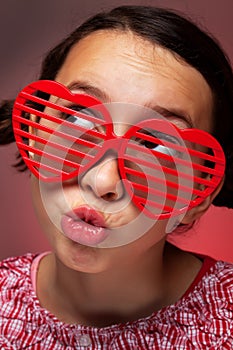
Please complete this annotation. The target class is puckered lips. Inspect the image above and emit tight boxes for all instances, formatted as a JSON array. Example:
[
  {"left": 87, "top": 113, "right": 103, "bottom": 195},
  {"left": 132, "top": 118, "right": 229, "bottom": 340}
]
[{"left": 61, "top": 205, "right": 109, "bottom": 246}]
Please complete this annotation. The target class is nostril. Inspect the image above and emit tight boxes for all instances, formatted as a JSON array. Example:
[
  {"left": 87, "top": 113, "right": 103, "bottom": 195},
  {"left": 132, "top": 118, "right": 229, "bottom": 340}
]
[
  {"left": 81, "top": 183, "right": 120, "bottom": 201},
  {"left": 101, "top": 192, "right": 119, "bottom": 201}
]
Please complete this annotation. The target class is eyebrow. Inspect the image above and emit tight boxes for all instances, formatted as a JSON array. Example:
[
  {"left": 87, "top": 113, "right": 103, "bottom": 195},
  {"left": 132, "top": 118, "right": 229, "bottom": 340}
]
[
  {"left": 65, "top": 80, "right": 193, "bottom": 127},
  {"left": 67, "top": 80, "right": 110, "bottom": 102},
  {"left": 146, "top": 105, "right": 194, "bottom": 128}
]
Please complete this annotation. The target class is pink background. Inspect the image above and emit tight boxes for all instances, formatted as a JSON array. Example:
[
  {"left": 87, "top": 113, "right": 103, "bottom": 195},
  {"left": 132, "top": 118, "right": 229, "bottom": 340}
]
[{"left": 0, "top": 0, "right": 233, "bottom": 261}]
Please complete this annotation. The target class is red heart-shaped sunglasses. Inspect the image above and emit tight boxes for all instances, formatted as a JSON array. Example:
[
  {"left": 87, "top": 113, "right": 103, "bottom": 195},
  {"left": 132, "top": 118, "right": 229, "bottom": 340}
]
[{"left": 12, "top": 80, "right": 225, "bottom": 219}]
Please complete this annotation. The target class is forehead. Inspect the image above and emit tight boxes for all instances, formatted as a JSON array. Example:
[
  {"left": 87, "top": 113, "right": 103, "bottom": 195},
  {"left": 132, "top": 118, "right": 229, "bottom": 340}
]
[{"left": 56, "top": 30, "right": 213, "bottom": 131}]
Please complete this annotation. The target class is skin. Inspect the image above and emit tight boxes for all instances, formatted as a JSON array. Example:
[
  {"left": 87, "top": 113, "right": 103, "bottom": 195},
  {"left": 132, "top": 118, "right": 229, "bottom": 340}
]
[{"left": 31, "top": 30, "right": 220, "bottom": 327}]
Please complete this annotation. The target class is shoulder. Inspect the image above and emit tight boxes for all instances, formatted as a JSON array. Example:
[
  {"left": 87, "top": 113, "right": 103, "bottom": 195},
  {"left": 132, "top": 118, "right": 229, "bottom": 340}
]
[
  {"left": 0, "top": 253, "right": 38, "bottom": 308},
  {"left": 0, "top": 253, "right": 35, "bottom": 272},
  {"left": 214, "top": 259, "right": 233, "bottom": 282},
  {"left": 200, "top": 259, "right": 233, "bottom": 299},
  {"left": 197, "top": 259, "right": 233, "bottom": 323},
  {"left": 192, "top": 259, "right": 233, "bottom": 321},
  {"left": 140, "top": 259, "right": 233, "bottom": 349},
  {"left": 0, "top": 254, "right": 37, "bottom": 309},
  {"left": 0, "top": 253, "right": 35, "bottom": 288},
  {"left": 185, "top": 258, "right": 233, "bottom": 318},
  {"left": 171, "top": 259, "right": 233, "bottom": 348},
  {"left": 0, "top": 253, "right": 50, "bottom": 348}
]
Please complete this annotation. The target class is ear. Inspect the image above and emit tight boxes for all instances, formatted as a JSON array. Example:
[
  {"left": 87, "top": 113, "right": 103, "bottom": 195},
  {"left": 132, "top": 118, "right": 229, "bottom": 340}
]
[{"left": 180, "top": 176, "right": 225, "bottom": 224}]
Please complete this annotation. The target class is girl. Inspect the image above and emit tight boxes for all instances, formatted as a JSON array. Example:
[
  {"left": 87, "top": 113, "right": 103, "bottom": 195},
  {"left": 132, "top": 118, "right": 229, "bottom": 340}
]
[{"left": 0, "top": 5, "right": 233, "bottom": 349}]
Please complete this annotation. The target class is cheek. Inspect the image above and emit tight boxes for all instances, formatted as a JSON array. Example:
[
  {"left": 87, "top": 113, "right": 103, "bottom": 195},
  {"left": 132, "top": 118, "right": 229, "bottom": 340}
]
[
  {"left": 30, "top": 176, "right": 87, "bottom": 233},
  {"left": 30, "top": 176, "right": 64, "bottom": 233},
  {"left": 30, "top": 176, "right": 45, "bottom": 217},
  {"left": 30, "top": 177, "right": 55, "bottom": 235}
]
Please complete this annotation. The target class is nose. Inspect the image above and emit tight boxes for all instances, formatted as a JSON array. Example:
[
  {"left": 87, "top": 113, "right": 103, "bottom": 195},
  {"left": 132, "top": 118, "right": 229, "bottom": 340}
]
[{"left": 79, "top": 153, "right": 125, "bottom": 202}]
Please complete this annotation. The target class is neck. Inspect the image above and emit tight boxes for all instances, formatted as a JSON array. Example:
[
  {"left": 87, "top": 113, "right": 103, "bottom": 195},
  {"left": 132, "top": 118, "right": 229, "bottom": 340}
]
[
  {"left": 37, "top": 241, "right": 201, "bottom": 327},
  {"left": 38, "top": 240, "right": 168, "bottom": 326}
]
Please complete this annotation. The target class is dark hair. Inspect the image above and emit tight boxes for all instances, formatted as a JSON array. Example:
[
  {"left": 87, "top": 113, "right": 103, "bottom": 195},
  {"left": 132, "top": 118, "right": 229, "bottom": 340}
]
[{"left": 1, "top": 5, "right": 233, "bottom": 207}]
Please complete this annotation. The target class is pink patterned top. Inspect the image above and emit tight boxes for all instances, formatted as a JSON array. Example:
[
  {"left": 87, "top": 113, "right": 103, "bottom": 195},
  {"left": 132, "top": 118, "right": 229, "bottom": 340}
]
[{"left": 0, "top": 253, "right": 233, "bottom": 349}]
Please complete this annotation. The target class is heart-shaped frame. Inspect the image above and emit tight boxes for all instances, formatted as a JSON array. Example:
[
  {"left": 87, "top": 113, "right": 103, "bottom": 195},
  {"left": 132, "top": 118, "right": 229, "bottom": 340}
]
[{"left": 12, "top": 80, "right": 226, "bottom": 219}]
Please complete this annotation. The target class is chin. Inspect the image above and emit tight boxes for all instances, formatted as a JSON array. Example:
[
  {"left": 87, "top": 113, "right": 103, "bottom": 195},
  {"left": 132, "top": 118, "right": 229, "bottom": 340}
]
[{"left": 54, "top": 236, "right": 110, "bottom": 274}]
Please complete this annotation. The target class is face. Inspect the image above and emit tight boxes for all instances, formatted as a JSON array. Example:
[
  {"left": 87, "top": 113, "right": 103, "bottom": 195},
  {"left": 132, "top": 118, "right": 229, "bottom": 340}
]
[{"left": 31, "top": 30, "right": 214, "bottom": 272}]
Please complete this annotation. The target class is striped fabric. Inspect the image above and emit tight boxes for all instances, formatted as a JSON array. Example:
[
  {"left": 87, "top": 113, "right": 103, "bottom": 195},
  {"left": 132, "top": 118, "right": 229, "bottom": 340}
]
[{"left": 0, "top": 254, "right": 233, "bottom": 349}]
